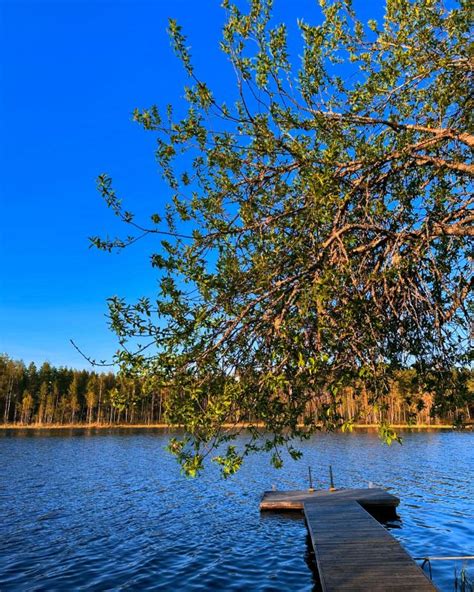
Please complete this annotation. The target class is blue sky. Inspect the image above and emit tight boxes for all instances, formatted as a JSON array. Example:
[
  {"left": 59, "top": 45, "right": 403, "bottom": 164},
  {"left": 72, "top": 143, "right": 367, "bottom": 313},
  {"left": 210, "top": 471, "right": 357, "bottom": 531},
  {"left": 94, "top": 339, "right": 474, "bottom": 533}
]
[{"left": 0, "top": 0, "right": 382, "bottom": 369}]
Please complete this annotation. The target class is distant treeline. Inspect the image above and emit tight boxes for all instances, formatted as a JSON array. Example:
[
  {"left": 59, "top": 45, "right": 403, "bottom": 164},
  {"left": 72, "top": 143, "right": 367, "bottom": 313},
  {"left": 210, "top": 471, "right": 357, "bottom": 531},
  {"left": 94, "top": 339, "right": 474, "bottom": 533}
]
[{"left": 0, "top": 355, "right": 472, "bottom": 427}]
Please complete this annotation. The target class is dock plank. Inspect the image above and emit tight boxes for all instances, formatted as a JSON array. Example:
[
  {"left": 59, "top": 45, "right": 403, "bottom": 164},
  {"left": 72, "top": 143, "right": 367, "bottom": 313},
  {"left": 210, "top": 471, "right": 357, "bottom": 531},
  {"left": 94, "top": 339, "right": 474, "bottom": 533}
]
[{"left": 260, "top": 487, "right": 399, "bottom": 510}]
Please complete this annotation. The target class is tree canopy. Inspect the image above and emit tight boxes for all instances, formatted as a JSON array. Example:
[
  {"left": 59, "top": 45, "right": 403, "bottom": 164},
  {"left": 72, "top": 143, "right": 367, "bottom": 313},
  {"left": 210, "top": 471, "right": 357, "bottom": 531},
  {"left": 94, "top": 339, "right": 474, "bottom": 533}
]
[{"left": 91, "top": 0, "right": 473, "bottom": 476}]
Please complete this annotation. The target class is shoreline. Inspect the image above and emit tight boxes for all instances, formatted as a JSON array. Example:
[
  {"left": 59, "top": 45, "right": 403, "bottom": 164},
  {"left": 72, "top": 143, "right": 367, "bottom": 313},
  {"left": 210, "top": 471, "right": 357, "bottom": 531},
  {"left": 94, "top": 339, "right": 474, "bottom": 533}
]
[{"left": 0, "top": 422, "right": 461, "bottom": 430}]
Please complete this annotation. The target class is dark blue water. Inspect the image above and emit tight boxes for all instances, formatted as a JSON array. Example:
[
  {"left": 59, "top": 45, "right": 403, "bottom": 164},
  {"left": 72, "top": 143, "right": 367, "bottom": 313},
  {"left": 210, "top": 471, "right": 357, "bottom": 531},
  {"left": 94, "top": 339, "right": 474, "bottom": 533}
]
[{"left": 0, "top": 429, "right": 472, "bottom": 591}]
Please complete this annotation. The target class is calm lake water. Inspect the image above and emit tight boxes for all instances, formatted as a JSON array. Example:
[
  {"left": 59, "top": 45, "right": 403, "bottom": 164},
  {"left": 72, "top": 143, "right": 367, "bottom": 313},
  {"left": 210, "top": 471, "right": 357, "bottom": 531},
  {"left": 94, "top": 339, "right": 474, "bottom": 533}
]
[{"left": 0, "top": 429, "right": 472, "bottom": 591}]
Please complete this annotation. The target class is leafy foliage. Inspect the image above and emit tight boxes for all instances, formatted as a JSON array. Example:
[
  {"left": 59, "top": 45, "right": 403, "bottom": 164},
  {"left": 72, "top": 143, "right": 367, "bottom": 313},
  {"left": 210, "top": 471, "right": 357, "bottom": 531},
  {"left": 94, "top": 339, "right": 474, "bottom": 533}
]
[{"left": 91, "top": 0, "right": 473, "bottom": 475}]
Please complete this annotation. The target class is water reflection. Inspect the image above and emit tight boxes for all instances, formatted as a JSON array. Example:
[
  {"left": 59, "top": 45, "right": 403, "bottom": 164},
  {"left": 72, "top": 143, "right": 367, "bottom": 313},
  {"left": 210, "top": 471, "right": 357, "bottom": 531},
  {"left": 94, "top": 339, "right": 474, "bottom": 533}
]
[{"left": 303, "top": 534, "right": 322, "bottom": 592}]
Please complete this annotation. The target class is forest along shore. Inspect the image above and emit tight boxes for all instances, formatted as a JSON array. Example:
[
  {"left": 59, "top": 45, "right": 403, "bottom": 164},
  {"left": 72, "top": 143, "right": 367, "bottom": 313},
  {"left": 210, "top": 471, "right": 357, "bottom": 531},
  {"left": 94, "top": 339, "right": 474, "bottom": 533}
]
[
  {"left": 0, "top": 423, "right": 466, "bottom": 430},
  {"left": 1, "top": 355, "right": 472, "bottom": 428}
]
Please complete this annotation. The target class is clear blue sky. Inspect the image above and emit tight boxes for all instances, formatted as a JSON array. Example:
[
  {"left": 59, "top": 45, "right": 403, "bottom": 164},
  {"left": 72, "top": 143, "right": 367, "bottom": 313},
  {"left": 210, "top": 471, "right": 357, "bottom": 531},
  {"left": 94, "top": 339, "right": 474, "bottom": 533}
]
[{"left": 0, "top": 0, "right": 381, "bottom": 369}]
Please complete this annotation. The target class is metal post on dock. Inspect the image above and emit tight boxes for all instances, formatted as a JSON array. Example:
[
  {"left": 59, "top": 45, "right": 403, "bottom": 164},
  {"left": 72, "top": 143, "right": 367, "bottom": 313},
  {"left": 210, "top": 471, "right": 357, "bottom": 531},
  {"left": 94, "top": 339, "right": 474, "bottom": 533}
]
[
  {"left": 329, "top": 465, "right": 336, "bottom": 491},
  {"left": 308, "top": 466, "right": 315, "bottom": 492}
]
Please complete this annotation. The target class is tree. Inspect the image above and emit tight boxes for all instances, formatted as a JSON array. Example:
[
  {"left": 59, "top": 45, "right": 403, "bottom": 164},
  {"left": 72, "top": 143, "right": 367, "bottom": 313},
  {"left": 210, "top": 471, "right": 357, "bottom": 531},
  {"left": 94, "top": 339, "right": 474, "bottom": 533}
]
[
  {"left": 37, "top": 381, "right": 49, "bottom": 424},
  {"left": 20, "top": 390, "right": 34, "bottom": 424},
  {"left": 68, "top": 375, "right": 80, "bottom": 424},
  {"left": 85, "top": 375, "right": 98, "bottom": 424},
  {"left": 91, "top": 0, "right": 473, "bottom": 476}
]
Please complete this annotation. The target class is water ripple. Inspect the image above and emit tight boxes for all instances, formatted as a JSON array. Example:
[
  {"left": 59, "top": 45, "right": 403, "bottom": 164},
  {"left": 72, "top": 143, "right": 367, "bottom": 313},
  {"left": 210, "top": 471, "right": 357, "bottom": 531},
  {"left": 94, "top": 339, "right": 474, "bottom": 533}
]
[{"left": 0, "top": 429, "right": 472, "bottom": 591}]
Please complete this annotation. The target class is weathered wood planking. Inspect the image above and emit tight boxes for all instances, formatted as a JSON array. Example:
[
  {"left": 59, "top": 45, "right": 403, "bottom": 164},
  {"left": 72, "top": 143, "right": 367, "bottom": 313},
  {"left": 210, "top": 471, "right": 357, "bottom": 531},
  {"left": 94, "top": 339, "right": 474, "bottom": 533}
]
[
  {"left": 260, "top": 487, "right": 400, "bottom": 510},
  {"left": 260, "top": 489, "right": 437, "bottom": 591}
]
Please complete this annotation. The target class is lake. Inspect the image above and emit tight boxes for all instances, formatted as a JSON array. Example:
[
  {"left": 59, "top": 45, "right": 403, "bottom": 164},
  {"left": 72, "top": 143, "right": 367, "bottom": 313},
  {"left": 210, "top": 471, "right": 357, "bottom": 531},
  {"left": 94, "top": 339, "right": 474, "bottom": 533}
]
[{"left": 0, "top": 429, "right": 472, "bottom": 591}]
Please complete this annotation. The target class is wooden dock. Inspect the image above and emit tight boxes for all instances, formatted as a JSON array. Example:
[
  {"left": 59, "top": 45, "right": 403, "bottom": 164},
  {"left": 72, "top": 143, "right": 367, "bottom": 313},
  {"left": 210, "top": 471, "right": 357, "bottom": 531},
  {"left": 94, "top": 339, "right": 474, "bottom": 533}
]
[{"left": 260, "top": 488, "right": 437, "bottom": 591}]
